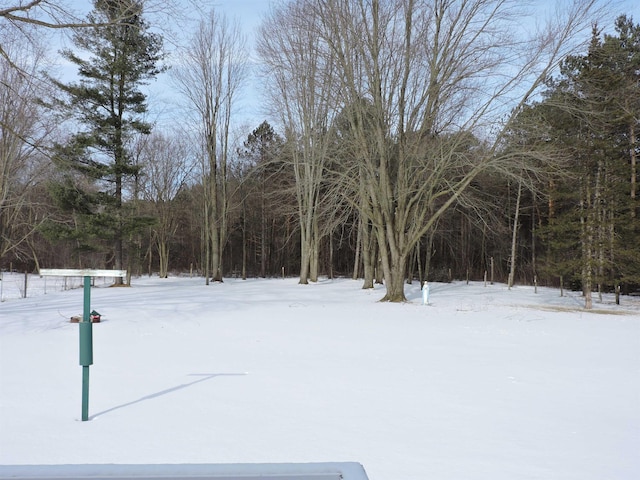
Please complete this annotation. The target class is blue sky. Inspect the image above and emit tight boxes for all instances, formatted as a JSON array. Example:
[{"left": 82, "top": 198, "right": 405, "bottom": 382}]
[
  {"left": 216, "top": 0, "right": 640, "bottom": 36},
  {"left": 197, "top": 0, "right": 640, "bottom": 129},
  {"left": 214, "top": 0, "right": 269, "bottom": 27},
  {"left": 60, "top": 0, "right": 640, "bottom": 131}
]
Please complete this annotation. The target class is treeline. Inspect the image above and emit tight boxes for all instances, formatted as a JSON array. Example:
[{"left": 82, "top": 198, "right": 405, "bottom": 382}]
[{"left": 1, "top": 1, "right": 638, "bottom": 306}]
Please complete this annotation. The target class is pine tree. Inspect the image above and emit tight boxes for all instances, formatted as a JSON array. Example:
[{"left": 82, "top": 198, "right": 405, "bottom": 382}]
[
  {"left": 533, "top": 16, "right": 640, "bottom": 304},
  {"left": 48, "top": 0, "right": 165, "bottom": 277},
  {"left": 600, "top": 16, "right": 640, "bottom": 292},
  {"left": 238, "top": 121, "right": 285, "bottom": 278}
]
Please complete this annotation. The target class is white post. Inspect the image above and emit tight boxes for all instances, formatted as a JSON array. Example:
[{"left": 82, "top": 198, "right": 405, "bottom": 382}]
[{"left": 422, "top": 282, "right": 430, "bottom": 305}]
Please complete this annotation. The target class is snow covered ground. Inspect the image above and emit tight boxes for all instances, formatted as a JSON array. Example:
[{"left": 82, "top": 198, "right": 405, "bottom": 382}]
[{"left": 1, "top": 273, "right": 639, "bottom": 480}]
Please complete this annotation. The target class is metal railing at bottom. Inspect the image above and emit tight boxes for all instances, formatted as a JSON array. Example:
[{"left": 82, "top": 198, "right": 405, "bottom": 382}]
[{"left": 0, "top": 463, "right": 369, "bottom": 480}]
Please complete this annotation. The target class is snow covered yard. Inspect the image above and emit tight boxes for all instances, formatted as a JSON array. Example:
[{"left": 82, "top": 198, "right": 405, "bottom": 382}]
[{"left": 1, "top": 275, "right": 639, "bottom": 480}]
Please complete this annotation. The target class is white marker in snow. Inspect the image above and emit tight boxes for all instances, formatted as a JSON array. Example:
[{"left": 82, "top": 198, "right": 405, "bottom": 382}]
[{"left": 422, "top": 282, "right": 430, "bottom": 305}]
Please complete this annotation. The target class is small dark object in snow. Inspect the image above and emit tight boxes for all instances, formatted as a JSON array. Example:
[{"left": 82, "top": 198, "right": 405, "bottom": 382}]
[{"left": 69, "top": 312, "right": 101, "bottom": 323}]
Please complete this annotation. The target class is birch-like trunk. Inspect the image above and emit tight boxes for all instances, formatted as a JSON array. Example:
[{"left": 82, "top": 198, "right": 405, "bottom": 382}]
[{"left": 508, "top": 180, "right": 523, "bottom": 289}]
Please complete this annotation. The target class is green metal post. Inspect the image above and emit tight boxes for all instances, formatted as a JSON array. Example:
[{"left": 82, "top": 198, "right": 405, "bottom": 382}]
[
  {"left": 38, "top": 269, "right": 126, "bottom": 423},
  {"left": 80, "top": 276, "right": 93, "bottom": 421},
  {"left": 83, "top": 276, "right": 91, "bottom": 322},
  {"left": 82, "top": 366, "right": 90, "bottom": 421}
]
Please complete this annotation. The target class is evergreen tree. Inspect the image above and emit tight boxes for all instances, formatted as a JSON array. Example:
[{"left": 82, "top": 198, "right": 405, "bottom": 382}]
[
  {"left": 237, "top": 121, "right": 286, "bottom": 278},
  {"left": 600, "top": 16, "right": 640, "bottom": 292},
  {"left": 532, "top": 16, "right": 640, "bottom": 304},
  {"left": 48, "top": 0, "right": 165, "bottom": 277}
]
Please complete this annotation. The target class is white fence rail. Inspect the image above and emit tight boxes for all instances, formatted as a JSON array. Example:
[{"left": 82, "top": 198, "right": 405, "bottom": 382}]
[{"left": 0, "top": 271, "right": 117, "bottom": 302}]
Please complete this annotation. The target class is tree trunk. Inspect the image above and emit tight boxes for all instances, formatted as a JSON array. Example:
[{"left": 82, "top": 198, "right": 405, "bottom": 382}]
[
  {"left": 630, "top": 112, "right": 637, "bottom": 218},
  {"left": 581, "top": 169, "right": 595, "bottom": 310},
  {"left": 380, "top": 253, "right": 407, "bottom": 302},
  {"left": 361, "top": 218, "right": 374, "bottom": 289},
  {"left": 299, "top": 224, "right": 310, "bottom": 284},
  {"left": 209, "top": 159, "right": 222, "bottom": 282},
  {"left": 424, "top": 230, "right": 435, "bottom": 284},
  {"left": 531, "top": 199, "right": 537, "bottom": 284},
  {"left": 352, "top": 218, "right": 362, "bottom": 280},
  {"left": 329, "top": 232, "right": 334, "bottom": 280},
  {"left": 376, "top": 220, "right": 406, "bottom": 301},
  {"left": 158, "top": 239, "right": 169, "bottom": 279},
  {"left": 310, "top": 217, "right": 320, "bottom": 282},
  {"left": 508, "top": 179, "right": 522, "bottom": 289},
  {"left": 203, "top": 198, "right": 210, "bottom": 285},
  {"left": 242, "top": 198, "right": 247, "bottom": 280},
  {"left": 260, "top": 187, "right": 266, "bottom": 277}
]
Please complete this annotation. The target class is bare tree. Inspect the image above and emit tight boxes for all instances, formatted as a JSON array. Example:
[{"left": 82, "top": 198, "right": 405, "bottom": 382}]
[
  {"left": 172, "top": 9, "right": 247, "bottom": 283},
  {"left": 137, "top": 131, "right": 194, "bottom": 278},
  {"left": 0, "top": 32, "right": 54, "bottom": 266},
  {"left": 303, "top": 0, "right": 603, "bottom": 301},
  {"left": 258, "top": 0, "right": 340, "bottom": 284}
]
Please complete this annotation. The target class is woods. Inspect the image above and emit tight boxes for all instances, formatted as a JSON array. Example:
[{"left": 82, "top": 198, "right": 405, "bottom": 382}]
[{"left": 1, "top": 0, "right": 638, "bottom": 306}]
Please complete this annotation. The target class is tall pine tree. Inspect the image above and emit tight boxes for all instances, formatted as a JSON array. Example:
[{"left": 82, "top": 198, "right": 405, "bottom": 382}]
[
  {"left": 533, "top": 16, "right": 640, "bottom": 305},
  {"left": 49, "top": 0, "right": 165, "bottom": 278}
]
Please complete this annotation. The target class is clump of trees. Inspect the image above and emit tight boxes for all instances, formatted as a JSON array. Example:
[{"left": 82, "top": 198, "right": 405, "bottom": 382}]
[
  {"left": 523, "top": 16, "right": 640, "bottom": 306},
  {"left": 171, "top": 9, "right": 247, "bottom": 283},
  {"left": 0, "top": 31, "right": 53, "bottom": 268},
  {"left": 1, "top": 1, "right": 638, "bottom": 308}
]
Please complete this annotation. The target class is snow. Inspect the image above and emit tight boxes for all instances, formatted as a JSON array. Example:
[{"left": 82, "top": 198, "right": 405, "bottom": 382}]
[{"left": 1, "top": 273, "right": 639, "bottom": 480}]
